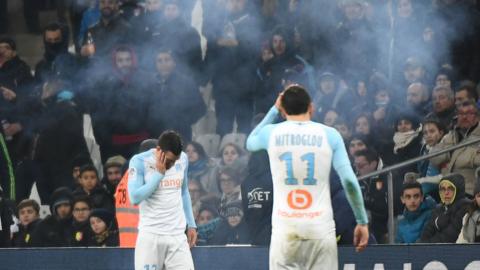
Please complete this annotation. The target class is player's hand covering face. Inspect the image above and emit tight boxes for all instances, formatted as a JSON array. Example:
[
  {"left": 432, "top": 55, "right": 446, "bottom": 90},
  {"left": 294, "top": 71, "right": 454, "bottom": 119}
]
[{"left": 155, "top": 148, "right": 179, "bottom": 174}]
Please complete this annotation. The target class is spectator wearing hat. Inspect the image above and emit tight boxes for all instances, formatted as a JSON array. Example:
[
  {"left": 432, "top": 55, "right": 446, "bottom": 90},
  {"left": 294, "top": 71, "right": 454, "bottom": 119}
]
[
  {"left": 420, "top": 173, "right": 470, "bottom": 243},
  {"left": 102, "top": 155, "right": 127, "bottom": 196},
  {"left": 457, "top": 170, "right": 480, "bottom": 243},
  {"left": 430, "top": 100, "right": 480, "bottom": 196},
  {"left": 11, "top": 199, "right": 41, "bottom": 247},
  {"left": 88, "top": 208, "right": 119, "bottom": 247},
  {"left": 390, "top": 112, "right": 422, "bottom": 170},
  {"left": 209, "top": 200, "right": 251, "bottom": 245},
  {"left": 312, "top": 71, "right": 351, "bottom": 121},
  {"left": 31, "top": 187, "right": 74, "bottom": 247},
  {"left": 71, "top": 195, "right": 93, "bottom": 247}
]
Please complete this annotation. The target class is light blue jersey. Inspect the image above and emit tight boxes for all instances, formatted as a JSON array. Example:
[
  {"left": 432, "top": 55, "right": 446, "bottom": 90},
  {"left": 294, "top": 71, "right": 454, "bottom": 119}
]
[
  {"left": 246, "top": 106, "right": 368, "bottom": 239},
  {"left": 128, "top": 150, "right": 196, "bottom": 236}
]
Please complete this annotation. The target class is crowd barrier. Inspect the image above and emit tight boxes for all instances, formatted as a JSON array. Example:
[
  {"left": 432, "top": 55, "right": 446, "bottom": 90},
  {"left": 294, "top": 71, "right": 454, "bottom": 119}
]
[{"left": 1, "top": 244, "right": 479, "bottom": 270}]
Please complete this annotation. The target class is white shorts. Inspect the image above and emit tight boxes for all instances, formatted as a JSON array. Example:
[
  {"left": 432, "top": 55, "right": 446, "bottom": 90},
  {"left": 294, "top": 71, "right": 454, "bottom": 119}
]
[
  {"left": 135, "top": 231, "right": 194, "bottom": 270},
  {"left": 269, "top": 233, "right": 338, "bottom": 270}
]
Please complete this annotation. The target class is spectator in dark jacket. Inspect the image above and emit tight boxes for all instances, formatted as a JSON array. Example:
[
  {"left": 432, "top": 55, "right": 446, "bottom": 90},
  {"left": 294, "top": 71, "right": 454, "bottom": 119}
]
[
  {"left": 71, "top": 195, "right": 93, "bottom": 247},
  {"left": 147, "top": 48, "right": 206, "bottom": 141},
  {"left": 102, "top": 155, "right": 127, "bottom": 197},
  {"left": 354, "top": 149, "right": 388, "bottom": 243},
  {"left": 420, "top": 173, "right": 470, "bottom": 243},
  {"left": 11, "top": 199, "right": 41, "bottom": 247},
  {"left": 0, "top": 186, "right": 14, "bottom": 247},
  {"left": 241, "top": 150, "right": 272, "bottom": 246},
  {"left": 32, "top": 187, "right": 74, "bottom": 247},
  {"left": 396, "top": 181, "right": 436, "bottom": 243},
  {"left": 24, "top": 79, "right": 88, "bottom": 204},
  {"left": 210, "top": 200, "right": 251, "bottom": 245},
  {"left": 73, "top": 164, "right": 115, "bottom": 213},
  {"left": 34, "top": 22, "right": 78, "bottom": 85},
  {"left": 88, "top": 208, "right": 119, "bottom": 247}
]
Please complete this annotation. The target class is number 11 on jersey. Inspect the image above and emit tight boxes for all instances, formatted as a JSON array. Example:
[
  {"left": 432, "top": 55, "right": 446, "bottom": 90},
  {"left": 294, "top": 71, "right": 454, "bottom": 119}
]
[{"left": 279, "top": 152, "right": 317, "bottom": 185}]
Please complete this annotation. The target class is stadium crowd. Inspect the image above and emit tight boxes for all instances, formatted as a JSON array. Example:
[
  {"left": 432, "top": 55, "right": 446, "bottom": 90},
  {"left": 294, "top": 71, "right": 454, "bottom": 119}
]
[{"left": 1, "top": 0, "right": 480, "bottom": 247}]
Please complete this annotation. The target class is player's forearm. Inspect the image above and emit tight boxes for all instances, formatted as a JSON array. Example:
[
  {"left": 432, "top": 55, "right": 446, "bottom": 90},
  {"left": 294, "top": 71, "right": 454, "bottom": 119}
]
[
  {"left": 128, "top": 171, "right": 164, "bottom": 205},
  {"left": 182, "top": 186, "right": 197, "bottom": 228},
  {"left": 246, "top": 106, "right": 278, "bottom": 151},
  {"left": 337, "top": 165, "right": 369, "bottom": 225}
]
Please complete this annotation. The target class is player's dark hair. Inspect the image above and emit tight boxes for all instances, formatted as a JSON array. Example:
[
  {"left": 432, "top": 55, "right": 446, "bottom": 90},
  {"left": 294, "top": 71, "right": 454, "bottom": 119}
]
[
  {"left": 158, "top": 130, "right": 183, "bottom": 156},
  {"left": 401, "top": 181, "right": 423, "bottom": 196},
  {"left": 354, "top": 149, "right": 379, "bottom": 164},
  {"left": 281, "top": 84, "right": 311, "bottom": 115},
  {"left": 79, "top": 164, "right": 99, "bottom": 178}
]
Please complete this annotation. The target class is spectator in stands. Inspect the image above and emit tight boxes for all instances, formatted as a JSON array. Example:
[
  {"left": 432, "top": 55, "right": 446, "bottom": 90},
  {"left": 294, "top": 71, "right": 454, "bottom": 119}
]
[
  {"left": 87, "top": 46, "right": 150, "bottom": 160},
  {"left": 188, "top": 178, "right": 206, "bottom": 219},
  {"left": 71, "top": 195, "right": 93, "bottom": 247},
  {"left": 25, "top": 79, "right": 88, "bottom": 204},
  {"left": 210, "top": 200, "right": 251, "bottom": 245},
  {"left": 333, "top": 117, "right": 352, "bottom": 142},
  {"left": 0, "top": 186, "right": 13, "bottom": 247},
  {"left": 71, "top": 154, "right": 93, "bottom": 188},
  {"left": 354, "top": 149, "right": 388, "bottom": 243},
  {"left": 391, "top": 112, "right": 422, "bottom": 176},
  {"left": 11, "top": 199, "right": 41, "bottom": 247},
  {"left": 420, "top": 173, "right": 470, "bottom": 243},
  {"left": 402, "top": 57, "right": 427, "bottom": 89},
  {"left": 406, "top": 82, "right": 431, "bottom": 118},
  {"left": 88, "top": 208, "right": 119, "bottom": 247},
  {"left": 396, "top": 181, "right": 436, "bottom": 243},
  {"left": 457, "top": 172, "right": 480, "bottom": 243},
  {"left": 416, "top": 118, "right": 446, "bottom": 200},
  {"left": 102, "top": 155, "right": 127, "bottom": 196},
  {"left": 74, "top": 165, "right": 114, "bottom": 213},
  {"left": 348, "top": 134, "right": 370, "bottom": 159},
  {"left": 321, "top": 108, "right": 339, "bottom": 127},
  {"left": 32, "top": 187, "right": 74, "bottom": 247},
  {"left": 131, "top": 0, "right": 163, "bottom": 44},
  {"left": 35, "top": 22, "right": 78, "bottom": 85},
  {"left": 334, "top": 0, "right": 377, "bottom": 79},
  {"left": 146, "top": 48, "right": 206, "bottom": 141},
  {"left": 434, "top": 67, "right": 455, "bottom": 89},
  {"left": 353, "top": 113, "right": 373, "bottom": 138},
  {"left": 196, "top": 204, "right": 221, "bottom": 246},
  {"left": 148, "top": 0, "right": 204, "bottom": 85},
  {"left": 430, "top": 100, "right": 480, "bottom": 196},
  {"left": 77, "top": 0, "right": 100, "bottom": 50},
  {"left": 186, "top": 141, "right": 217, "bottom": 196},
  {"left": 350, "top": 78, "right": 374, "bottom": 120},
  {"left": 80, "top": 0, "right": 132, "bottom": 59},
  {"left": 217, "top": 161, "right": 245, "bottom": 217},
  {"left": 313, "top": 71, "right": 351, "bottom": 120},
  {"left": 0, "top": 36, "right": 34, "bottom": 176},
  {"left": 204, "top": 0, "right": 260, "bottom": 136},
  {"left": 427, "top": 85, "right": 456, "bottom": 130},
  {"left": 455, "top": 81, "right": 479, "bottom": 107},
  {"left": 241, "top": 150, "right": 272, "bottom": 246}
]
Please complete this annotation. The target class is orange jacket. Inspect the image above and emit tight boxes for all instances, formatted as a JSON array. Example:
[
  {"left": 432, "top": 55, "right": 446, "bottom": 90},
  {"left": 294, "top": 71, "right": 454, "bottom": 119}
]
[{"left": 115, "top": 173, "right": 139, "bottom": 247}]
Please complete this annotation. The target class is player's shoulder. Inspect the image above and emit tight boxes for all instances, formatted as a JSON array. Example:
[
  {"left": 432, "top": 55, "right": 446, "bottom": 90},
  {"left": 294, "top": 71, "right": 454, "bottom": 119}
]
[
  {"left": 179, "top": 151, "right": 188, "bottom": 163},
  {"left": 130, "top": 149, "right": 154, "bottom": 166}
]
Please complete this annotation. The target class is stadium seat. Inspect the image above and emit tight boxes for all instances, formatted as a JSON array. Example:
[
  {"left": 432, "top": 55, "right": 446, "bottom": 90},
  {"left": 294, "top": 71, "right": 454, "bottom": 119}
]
[
  {"left": 220, "top": 133, "right": 247, "bottom": 150},
  {"left": 195, "top": 133, "right": 221, "bottom": 158}
]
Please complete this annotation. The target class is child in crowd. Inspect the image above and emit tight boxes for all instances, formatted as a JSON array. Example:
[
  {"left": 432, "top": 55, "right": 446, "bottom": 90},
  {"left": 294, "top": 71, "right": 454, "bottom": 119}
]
[
  {"left": 71, "top": 195, "right": 93, "bottom": 246},
  {"left": 88, "top": 208, "right": 119, "bottom": 247},
  {"left": 74, "top": 164, "right": 115, "bottom": 213},
  {"left": 396, "top": 181, "right": 436, "bottom": 243},
  {"left": 11, "top": 199, "right": 41, "bottom": 247}
]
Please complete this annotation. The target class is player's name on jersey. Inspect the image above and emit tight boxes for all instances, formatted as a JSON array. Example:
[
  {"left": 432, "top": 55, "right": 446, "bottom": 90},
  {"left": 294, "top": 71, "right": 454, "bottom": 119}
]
[
  {"left": 160, "top": 178, "right": 182, "bottom": 188},
  {"left": 275, "top": 134, "right": 323, "bottom": 147}
]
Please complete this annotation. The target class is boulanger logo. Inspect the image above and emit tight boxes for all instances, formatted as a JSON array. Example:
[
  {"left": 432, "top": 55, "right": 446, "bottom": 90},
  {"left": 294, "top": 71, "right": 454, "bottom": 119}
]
[{"left": 287, "top": 189, "right": 312, "bottom": 210}]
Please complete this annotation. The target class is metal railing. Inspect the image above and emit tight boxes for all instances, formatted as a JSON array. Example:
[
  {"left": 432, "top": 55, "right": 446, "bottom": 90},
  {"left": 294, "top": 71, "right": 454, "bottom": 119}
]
[{"left": 357, "top": 136, "right": 480, "bottom": 243}]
